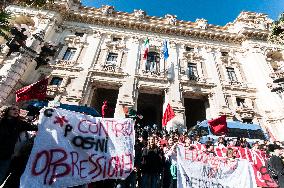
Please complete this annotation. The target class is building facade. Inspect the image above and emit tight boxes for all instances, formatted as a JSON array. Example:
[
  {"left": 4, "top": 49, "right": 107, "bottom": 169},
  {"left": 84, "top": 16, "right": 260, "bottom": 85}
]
[{"left": 0, "top": 0, "right": 284, "bottom": 140}]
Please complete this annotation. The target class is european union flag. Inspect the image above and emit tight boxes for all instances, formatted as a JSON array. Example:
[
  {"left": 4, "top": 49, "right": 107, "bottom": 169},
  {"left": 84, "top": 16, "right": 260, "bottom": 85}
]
[{"left": 163, "top": 40, "right": 169, "bottom": 60}]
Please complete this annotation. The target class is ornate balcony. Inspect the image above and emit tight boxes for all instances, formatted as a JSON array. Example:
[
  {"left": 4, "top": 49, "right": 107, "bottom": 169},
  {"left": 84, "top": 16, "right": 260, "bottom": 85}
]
[
  {"left": 179, "top": 70, "right": 215, "bottom": 88},
  {"left": 269, "top": 70, "right": 284, "bottom": 83},
  {"left": 47, "top": 60, "right": 82, "bottom": 71},
  {"left": 235, "top": 106, "right": 255, "bottom": 120},
  {"left": 105, "top": 40, "right": 126, "bottom": 50},
  {"left": 47, "top": 85, "right": 65, "bottom": 97},
  {"left": 102, "top": 63, "right": 123, "bottom": 73},
  {"left": 220, "top": 80, "right": 256, "bottom": 92}
]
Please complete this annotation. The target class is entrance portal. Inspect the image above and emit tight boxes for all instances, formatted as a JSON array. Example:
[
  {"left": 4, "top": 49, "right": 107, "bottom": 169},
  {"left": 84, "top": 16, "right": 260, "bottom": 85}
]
[
  {"left": 137, "top": 93, "right": 163, "bottom": 128},
  {"left": 184, "top": 98, "right": 207, "bottom": 129},
  {"left": 91, "top": 88, "right": 119, "bottom": 118}
]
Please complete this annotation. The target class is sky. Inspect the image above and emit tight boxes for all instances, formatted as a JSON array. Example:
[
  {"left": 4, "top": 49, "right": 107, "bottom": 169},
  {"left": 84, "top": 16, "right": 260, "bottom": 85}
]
[{"left": 82, "top": 0, "right": 284, "bottom": 26}]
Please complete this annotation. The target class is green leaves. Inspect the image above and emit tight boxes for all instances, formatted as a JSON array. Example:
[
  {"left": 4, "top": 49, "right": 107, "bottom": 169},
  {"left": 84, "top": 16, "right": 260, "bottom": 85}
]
[
  {"left": 21, "top": 0, "right": 54, "bottom": 7},
  {"left": 269, "top": 12, "right": 284, "bottom": 45},
  {"left": 0, "top": 10, "right": 10, "bottom": 40}
]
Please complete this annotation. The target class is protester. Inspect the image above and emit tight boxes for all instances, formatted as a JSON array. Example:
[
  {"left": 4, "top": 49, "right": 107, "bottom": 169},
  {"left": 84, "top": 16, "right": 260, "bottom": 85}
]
[
  {"left": 0, "top": 104, "right": 37, "bottom": 185},
  {"left": 216, "top": 136, "right": 227, "bottom": 147},
  {"left": 141, "top": 136, "right": 163, "bottom": 188},
  {"left": 164, "top": 137, "right": 178, "bottom": 188},
  {"left": 1, "top": 102, "right": 284, "bottom": 188},
  {"left": 267, "top": 144, "right": 284, "bottom": 188}
]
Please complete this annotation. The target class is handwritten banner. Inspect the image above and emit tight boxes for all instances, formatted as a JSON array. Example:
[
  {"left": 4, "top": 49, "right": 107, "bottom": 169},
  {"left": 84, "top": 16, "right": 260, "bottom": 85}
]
[
  {"left": 188, "top": 144, "right": 278, "bottom": 187},
  {"left": 20, "top": 108, "right": 134, "bottom": 188},
  {"left": 177, "top": 145, "right": 257, "bottom": 188}
]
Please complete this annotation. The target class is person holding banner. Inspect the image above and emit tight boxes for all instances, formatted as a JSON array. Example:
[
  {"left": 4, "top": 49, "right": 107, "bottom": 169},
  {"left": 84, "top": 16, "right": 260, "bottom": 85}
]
[{"left": 0, "top": 105, "right": 37, "bottom": 186}]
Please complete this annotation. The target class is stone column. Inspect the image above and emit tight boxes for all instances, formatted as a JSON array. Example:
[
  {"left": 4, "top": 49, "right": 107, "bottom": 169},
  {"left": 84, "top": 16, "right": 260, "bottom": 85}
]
[
  {"left": 61, "top": 31, "right": 103, "bottom": 105},
  {"left": 241, "top": 41, "right": 284, "bottom": 140},
  {"left": 164, "top": 42, "right": 185, "bottom": 131},
  {"left": 0, "top": 29, "right": 46, "bottom": 105},
  {"left": 202, "top": 48, "right": 230, "bottom": 118},
  {"left": 114, "top": 37, "right": 140, "bottom": 118}
]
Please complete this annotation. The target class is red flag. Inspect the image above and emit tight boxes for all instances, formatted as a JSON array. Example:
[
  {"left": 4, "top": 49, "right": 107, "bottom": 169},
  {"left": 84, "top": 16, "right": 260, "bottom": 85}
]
[
  {"left": 16, "top": 78, "right": 48, "bottom": 102},
  {"left": 208, "top": 115, "right": 228, "bottom": 135},
  {"left": 162, "top": 103, "right": 176, "bottom": 127}
]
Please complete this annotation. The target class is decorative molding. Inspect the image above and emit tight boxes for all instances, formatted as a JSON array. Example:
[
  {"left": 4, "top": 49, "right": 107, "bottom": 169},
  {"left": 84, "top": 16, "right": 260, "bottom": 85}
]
[
  {"left": 133, "top": 9, "right": 146, "bottom": 20},
  {"left": 164, "top": 14, "right": 177, "bottom": 25}
]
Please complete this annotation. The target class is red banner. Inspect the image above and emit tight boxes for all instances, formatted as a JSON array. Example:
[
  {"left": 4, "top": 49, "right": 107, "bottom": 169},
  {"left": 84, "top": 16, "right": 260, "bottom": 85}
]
[{"left": 190, "top": 144, "right": 278, "bottom": 187}]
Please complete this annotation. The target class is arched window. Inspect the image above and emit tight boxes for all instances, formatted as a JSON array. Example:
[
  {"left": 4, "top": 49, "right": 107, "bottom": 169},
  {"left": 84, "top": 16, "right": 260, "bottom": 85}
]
[{"left": 145, "top": 52, "right": 160, "bottom": 72}]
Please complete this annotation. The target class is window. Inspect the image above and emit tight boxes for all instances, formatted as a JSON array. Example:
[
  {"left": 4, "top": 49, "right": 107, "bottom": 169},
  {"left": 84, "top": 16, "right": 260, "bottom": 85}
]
[
  {"left": 188, "top": 63, "right": 198, "bottom": 77},
  {"left": 145, "top": 52, "right": 160, "bottom": 72},
  {"left": 226, "top": 67, "right": 237, "bottom": 82},
  {"left": 50, "top": 77, "right": 63, "bottom": 86},
  {"left": 185, "top": 46, "right": 194, "bottom": 52},
  {"left": 62, "top": 48, "right": 76, "bottom": 61},
  {"left": 106, "top": 52, "right": 118, "bottom": 64},
  {"left": 242, "top": 119, "right": 253, "bottom": 124},
  {"left": 221, "top": 52, "right": 228, "bottom": 56},
  {"left": 236, "top": 98, "right": 245, "bottom": 107},
  {"left": 75, "top": 32, "right": 84, "bottom": 37},
  {"left": 113, "top": 37, "right": 122, "bottom": 42}
]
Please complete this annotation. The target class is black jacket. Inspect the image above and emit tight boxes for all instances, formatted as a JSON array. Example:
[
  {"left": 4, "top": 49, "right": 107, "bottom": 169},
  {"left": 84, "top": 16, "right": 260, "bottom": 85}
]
[
  {"left": 267, "top": 155, "right": 284, "bottom": 188},
  {"left": 0, "top": 118, "right": 37, "bottom": 160}
]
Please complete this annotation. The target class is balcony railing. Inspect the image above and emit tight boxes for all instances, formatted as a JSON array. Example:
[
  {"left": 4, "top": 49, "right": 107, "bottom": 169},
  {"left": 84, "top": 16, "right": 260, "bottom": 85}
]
[
  {"left": 235, "top": 105, "right": 255, "bottom": 120},
  {"left": 102, "top": 63, "right": 123, "bottom": 73},
  {"left": 52, "top": 60, "right": 77, "bottom": 67},
  {"left": 269, "top": 70, "right": 284, "bottom": 83}
]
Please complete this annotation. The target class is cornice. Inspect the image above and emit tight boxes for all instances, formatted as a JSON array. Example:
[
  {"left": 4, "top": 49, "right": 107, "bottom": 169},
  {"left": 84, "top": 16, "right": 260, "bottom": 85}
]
[
  {"left": 9, "top": 4, "right": 271, "bottom": 45},
  {"left": 8, "top": 4, "right": 273, "bottom": 47}
]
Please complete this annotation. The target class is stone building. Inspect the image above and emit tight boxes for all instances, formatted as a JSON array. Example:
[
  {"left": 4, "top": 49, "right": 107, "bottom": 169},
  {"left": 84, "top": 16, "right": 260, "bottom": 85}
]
[{"left": 0, "top": 0, "right": 284, "bottom": 140}]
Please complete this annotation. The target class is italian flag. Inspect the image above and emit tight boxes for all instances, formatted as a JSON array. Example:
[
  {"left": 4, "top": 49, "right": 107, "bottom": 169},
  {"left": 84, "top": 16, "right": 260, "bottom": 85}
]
[{"left": 142, "top": 38, "right": 149, "bottom": 60}]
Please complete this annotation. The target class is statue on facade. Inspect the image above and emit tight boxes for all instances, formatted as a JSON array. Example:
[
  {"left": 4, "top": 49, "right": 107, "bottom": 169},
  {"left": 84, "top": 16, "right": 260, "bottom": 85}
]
[
  {"left": 133, "top": 9, "right": 146, "bottom": 20},
  {"left": 101, "top": 5, "right": 114, "bottom": 15},
  {"left": 165, "top": 14, "right": 177, "bottom": 25},
  {"left": 34, "top": 41, "right": 62, "bottom": 70},
  {"left": 196, "top": 18, "right": 208, "bottom": 29},
  {"left": 5, "top": 25, "right": 30, "bottom": 56}
]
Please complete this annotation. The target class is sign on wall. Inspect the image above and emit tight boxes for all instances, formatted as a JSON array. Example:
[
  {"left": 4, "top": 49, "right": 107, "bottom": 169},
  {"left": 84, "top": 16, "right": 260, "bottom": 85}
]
[{"left": 20, "top": 108, "right": 135, "bottom": 188}]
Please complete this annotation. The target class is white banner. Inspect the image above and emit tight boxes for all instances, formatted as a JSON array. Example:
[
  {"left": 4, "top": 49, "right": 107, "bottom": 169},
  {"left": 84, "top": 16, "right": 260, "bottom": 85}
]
[
  {"left": 177, "top": 145, "right": 257, "bottom": 188},
  {"left": 20, "top": 108, "right": 135, "bottom": 188}
]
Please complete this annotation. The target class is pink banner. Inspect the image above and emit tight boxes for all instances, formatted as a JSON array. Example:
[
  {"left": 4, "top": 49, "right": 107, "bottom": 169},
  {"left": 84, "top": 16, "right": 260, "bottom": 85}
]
[{"left": 190, "top": 144, "right": 278, "bottom": 187}]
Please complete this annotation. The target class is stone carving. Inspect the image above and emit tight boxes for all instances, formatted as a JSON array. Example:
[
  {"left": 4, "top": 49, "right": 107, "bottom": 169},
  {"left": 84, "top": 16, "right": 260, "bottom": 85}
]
[
  {"left": 133, "top": 9, "right": 146, "bottom": 20},
  {"left": 165, "top": 14, "right": 177, "bottom": 25},
  {"left": 105, "top": 40, "right": 126, "bottom": 50},
  {"left": 234, "top": 11, "right": 272, "bottom": 30},
  {"left": 101, "top": 5, "right": 114, "bottom": 15},
  {"left": 196, "top": 18, "right": 208, "bottom": 29}
]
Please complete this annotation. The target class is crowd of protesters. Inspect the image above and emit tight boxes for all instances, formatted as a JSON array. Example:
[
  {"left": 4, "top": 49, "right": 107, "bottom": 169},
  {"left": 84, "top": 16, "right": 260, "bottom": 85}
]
[{"left": 0, "top": 104, "right": 284, "bottom": 188}]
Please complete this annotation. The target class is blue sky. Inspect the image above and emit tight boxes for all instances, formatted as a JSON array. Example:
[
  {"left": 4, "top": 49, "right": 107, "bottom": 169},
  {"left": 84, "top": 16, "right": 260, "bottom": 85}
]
[{"left": 82, "top": 0, "right": 284, "bottom": 26}]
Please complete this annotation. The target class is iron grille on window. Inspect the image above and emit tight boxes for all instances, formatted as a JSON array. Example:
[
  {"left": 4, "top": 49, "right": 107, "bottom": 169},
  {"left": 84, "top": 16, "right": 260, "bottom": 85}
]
[
  {"left": 185, "top": 46, "right": 194, "bottom": 52},
  {"left": 106, "top": 52, "right": 118, "bottom": 65},
  {"left": 236, "top": 98, "right": 245, "bottom": 107},
  {"left": 145, "top": 52, "right": 160, "bottom": 72},
  {"left": 221, "top": 52, "right": 229, "bottom": 56},
  {"left": 75, "top": 32, "right": 84, "bottom": 37},
  {"left": 50, "top": 77, "right": 63, "bottom": 86},
  {"left": 113, "top": 37, "right": 122, "bottom": 42},
  {"left": 226, "top": 67, "right": 237, "bottom": 82},
  {"left": 62, "top": 47, "right": 76, "bottom": 61},
  {"left": 187, "top": 63, "right": 199, "bottom": 81}
]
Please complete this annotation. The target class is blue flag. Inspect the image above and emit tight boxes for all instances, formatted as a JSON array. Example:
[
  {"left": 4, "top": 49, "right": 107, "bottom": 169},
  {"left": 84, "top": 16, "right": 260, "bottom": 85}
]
[{"left": 163, "top": 40, "right": 169, "bottom": 60}]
